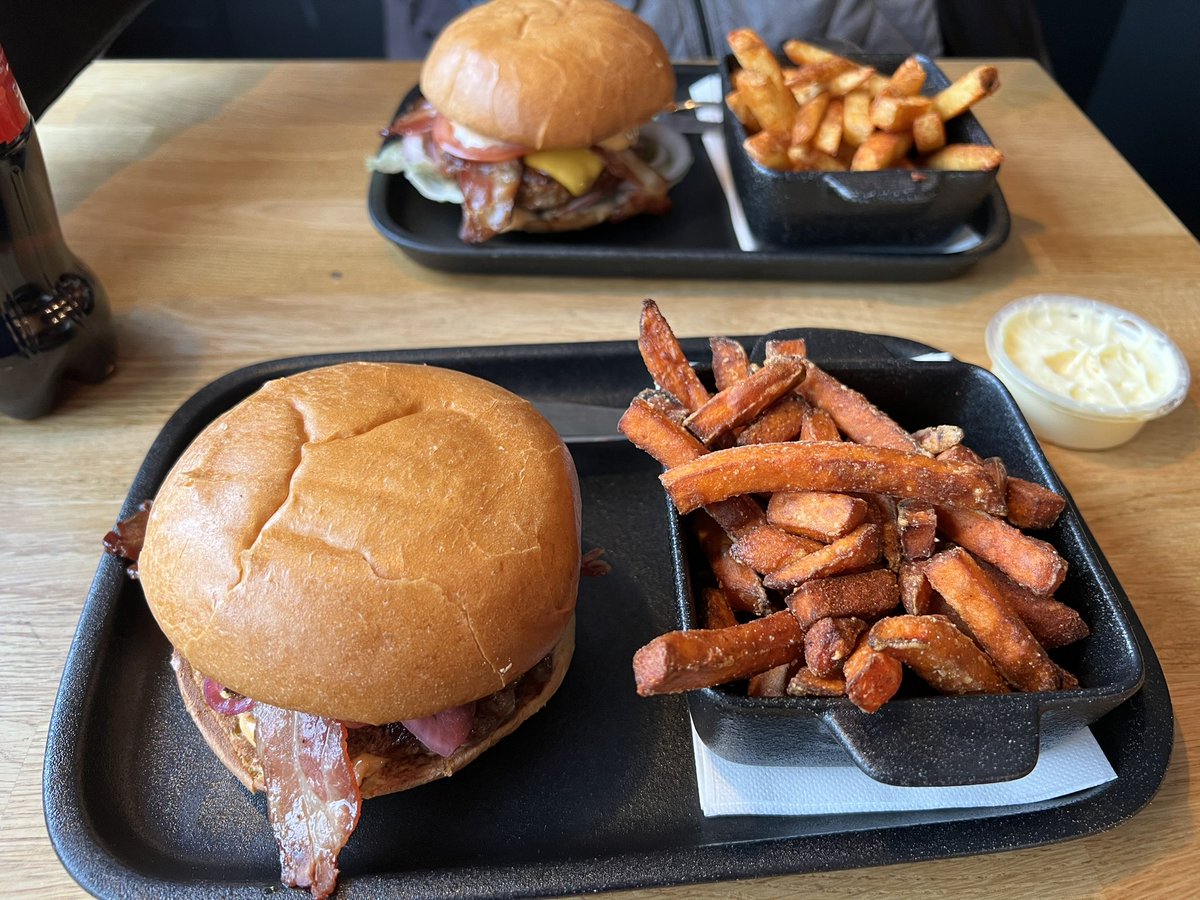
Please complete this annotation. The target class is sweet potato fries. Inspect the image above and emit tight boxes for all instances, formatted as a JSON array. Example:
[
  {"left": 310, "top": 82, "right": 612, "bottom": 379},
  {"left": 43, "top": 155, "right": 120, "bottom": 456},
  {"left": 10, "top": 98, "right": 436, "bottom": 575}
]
[{"left": 624, "top": 301, "right": 1084, "bottom": 714}]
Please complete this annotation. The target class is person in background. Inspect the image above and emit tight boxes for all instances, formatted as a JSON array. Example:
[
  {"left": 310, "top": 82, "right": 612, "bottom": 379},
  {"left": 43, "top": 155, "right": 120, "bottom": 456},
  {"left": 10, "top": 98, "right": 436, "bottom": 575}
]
[{"left": 383, "top": 0, "right": 943, "bottom": 59}]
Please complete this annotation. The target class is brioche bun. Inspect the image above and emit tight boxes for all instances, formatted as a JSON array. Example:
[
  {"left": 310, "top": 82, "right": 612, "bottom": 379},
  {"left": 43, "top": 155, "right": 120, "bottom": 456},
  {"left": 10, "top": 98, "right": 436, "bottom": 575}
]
[
  {"left": 420, "top": 0, "right": 675, "bottom": 149},
  {"left": 139, "top": 362, "right": 581, "bottom": 726}
]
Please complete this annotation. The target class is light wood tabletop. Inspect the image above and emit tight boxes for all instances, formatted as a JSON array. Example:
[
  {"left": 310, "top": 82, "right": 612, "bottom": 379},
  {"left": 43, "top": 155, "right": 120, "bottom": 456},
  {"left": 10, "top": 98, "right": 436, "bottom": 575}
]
[{"left": 3, "top": 59, "right": 1198, "bottom": 898}]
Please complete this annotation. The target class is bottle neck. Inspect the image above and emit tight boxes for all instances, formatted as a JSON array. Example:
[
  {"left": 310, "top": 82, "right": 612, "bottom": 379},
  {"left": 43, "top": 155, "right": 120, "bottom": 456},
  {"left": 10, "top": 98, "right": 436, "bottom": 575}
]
[{"left": 0, "top": 46, "right": 32, "bottom": 147}]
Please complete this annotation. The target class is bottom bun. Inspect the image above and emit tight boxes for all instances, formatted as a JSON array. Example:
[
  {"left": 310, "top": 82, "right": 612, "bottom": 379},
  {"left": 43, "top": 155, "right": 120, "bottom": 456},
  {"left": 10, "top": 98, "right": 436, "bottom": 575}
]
[{"left": 172, "top": 615, "right": 575, "bottom": 799}]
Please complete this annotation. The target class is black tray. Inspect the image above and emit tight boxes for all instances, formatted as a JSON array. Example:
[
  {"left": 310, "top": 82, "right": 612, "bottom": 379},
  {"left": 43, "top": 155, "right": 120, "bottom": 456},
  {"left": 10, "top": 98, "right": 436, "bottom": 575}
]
[
  {"left": 45, "top": 334, "right": 1171, "bottom": 899},
  {"left": 367, "top": 64, "right": 1010, "bottom": 281}
]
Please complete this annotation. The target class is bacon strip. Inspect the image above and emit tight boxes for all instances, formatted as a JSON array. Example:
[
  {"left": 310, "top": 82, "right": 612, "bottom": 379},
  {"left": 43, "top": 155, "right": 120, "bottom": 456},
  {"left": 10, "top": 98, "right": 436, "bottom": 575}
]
[
  {"left": 382, "top": 98, "right": 438, "bottom": 137},
  {"left": 456, "top": 158, "right": 522, "bottom": 243},
  {"left": 255, "top": 704, "right": 362, "bottom": 900},
  {"left": 102, "top": 500, "right": 152, "bottom": 561}
]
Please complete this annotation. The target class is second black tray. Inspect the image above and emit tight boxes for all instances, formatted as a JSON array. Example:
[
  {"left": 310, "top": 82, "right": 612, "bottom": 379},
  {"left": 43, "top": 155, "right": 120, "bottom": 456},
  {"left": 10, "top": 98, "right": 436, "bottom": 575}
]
[
  {"left": 45, "top": 334, "right": 1170, "bottom": 898},
  {"left": 367, "top": 64, "right": 1010, "bottom": 281}
]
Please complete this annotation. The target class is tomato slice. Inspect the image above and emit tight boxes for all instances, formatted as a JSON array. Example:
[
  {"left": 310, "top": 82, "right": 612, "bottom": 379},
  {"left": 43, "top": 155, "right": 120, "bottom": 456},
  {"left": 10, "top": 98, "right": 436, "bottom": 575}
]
[{"left": 432, "top": 115, "right": 529, "bottom": 162}]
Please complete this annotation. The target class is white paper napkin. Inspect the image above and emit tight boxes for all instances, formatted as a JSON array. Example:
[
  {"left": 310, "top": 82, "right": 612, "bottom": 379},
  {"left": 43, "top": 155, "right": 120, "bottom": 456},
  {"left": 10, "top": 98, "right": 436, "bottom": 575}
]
[{"left": 691, "top": 720, "right": 1116, "bottom": 817}]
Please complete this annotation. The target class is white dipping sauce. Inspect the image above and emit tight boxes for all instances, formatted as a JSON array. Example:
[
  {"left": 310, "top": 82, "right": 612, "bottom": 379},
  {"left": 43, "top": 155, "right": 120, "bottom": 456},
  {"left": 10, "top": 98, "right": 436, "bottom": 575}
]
[
  {"left": 1001, "top": 301, "right": 1180, "bottom": 408},
  {"left": 985, "top": 295, "right": 1189, "bottom": 450}
]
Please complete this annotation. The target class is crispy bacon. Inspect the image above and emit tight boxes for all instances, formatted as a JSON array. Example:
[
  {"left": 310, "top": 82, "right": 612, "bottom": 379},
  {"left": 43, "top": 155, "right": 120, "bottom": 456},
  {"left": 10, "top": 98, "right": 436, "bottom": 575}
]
[
  {"left": 581, "top": 547, "right": 611, "bottom": 577},
  {"left": 102, "top": 500, "right": 152, "bottom": 560},
  {"left": 456, "top": 158, "right": 522, "bottom": 242},
  {"left": 255, "top": 704, "right": 362, "bottom": 900},
  {"left": 382, "top": 98, "right": 437, "bottom": 137},
  {"left": 102, "top": 500, "right": 153, "bottom": 577}
]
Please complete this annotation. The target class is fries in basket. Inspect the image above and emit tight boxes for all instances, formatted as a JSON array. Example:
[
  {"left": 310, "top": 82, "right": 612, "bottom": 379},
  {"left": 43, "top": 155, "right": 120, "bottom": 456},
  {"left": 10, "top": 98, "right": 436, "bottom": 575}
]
[
  {"left": 726, "top": 29, "right": 1002, "bottom": 173},
  {"left": 625, "top": 301, "right": 1085, "bottom": 714}
]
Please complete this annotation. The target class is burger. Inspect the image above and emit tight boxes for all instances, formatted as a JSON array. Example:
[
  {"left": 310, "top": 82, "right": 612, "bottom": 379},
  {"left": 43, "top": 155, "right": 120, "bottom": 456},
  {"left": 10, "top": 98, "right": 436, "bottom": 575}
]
[
  {"left": 369, "top": 0, "right": 682, "bottom": 242},
  {"left": 107, "top": 362, "right": 581, "bottom": 898}
]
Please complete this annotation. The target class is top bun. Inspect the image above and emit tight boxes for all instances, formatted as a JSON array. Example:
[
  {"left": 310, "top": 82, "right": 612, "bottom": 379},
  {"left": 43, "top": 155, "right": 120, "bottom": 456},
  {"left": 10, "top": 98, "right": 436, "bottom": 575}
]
[
  {"left": 139, "top": 362, "right": 581, "bottom": 725},
  {"left": 420, "top": 0, "right": 675, "bottom": 149}
]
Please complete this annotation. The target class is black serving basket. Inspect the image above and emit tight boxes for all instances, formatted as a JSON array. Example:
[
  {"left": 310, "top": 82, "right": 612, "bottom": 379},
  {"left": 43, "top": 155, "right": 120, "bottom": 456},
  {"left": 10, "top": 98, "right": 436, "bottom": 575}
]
[
  {"left": 675, "top": 329, "right": 1144, "bottom": 786},
  {"left": 721, "top": 54, "right": 999, "bottom": 247}
]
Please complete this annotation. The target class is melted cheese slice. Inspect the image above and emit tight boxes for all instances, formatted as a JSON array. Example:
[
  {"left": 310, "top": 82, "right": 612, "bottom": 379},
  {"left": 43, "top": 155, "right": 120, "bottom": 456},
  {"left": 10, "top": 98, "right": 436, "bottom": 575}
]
[{"left": 523, "top": 149, "right": 605, "bottom": 196}]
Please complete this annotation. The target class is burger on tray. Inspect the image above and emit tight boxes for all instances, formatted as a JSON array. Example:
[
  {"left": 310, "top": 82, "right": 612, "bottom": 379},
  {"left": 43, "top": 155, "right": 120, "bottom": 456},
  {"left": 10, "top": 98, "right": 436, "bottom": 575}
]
[
  {"left": 371, "top": 0, "right": 683, "bottom": 242},
  {"left": 104, "top": 362, "right": 582, "bottom": 898}
]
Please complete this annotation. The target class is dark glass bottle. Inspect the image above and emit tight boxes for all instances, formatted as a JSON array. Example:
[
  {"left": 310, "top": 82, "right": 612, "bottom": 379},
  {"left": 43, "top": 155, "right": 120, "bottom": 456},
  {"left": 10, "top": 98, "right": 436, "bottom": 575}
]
[{"left": 0, "top": 46, "right": 116, "bottom": 419}]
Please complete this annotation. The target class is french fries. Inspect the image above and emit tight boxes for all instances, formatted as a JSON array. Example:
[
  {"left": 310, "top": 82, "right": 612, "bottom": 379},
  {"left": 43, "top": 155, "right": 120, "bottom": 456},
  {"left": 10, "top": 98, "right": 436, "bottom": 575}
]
[
  {"left": 896, "top": 499, "right": 936, "bottom": 560},
  {"left": 868, "top": 615, "right": 1010, "bottom": 694},
  {"left": 976, "top": 560, "right": 1089, "bottom": 649},
  {"left": 788, "top": 667, "right": 846, "bottom": 697},
  {"left": 899, "top": 560, "right": 936, "bottom": 615},
  {"left": 737, "top": 394, "right": 808, "bottom": 445},
  {"left": 805, "top": 617, "right": 868, "bottom": 677},
  {"left": 627, "top": 307, "right": 1087, "bottom": 719},
  {"left": 684, "top": 356, "right": 807, "bottom": 444},
  {"left": 661, "top": 443, "right": 1006, "bottom": 517},
  {"left": 869, "top": 94, "right": 933, "bottom": 133},
  {"left": 726, "top": 33, "right": 1001, "bottom": 173},
  {"left": 729, "top": 523, "right": 821, "bottom": 574},
  {"left": 932, "top": 65, "right": 1000, "bottom": 120},
  {"left": 791, "top": 92, "right": 830, "bottom": 146},
  {"left": 923, "top": 548, "right": 1061, "bottom": 692},
  {"left": 764, "top": 522, "right": 882, "bottom": 589},
  {"left": 851, "top": 131, "right": 913, "bottom": 171},
  {"left": 795, "top": 361, "right": 923, "bottom": 451},
  {"left": 883, "top": 56, "right": 926, "bottom": 97},
  {"left": 912, "top": 425, "right": 964, "bottom": 455},
  {"left": 1005, "top": 476, "right": 1067, "bottom": 530},
  {"left": 619, "top": 390, "right": 706, "bottom": 469},
  {"left": 694, "top": 511, "right": 771, "bottom": 616},
  {"left": 800, "top": 406, "right": 840, "bottom": 441},
  {"left": 633, "top": 610, "right": 805, "bottom": 695},
  {"left": 934, "top": 504, "right": 1068, "bottom": 594},
  {"left": 767, "top": 490, "right": 868, "bottom": 542},
  {"left": 843, "top": 637, "right": 903, "bottom": 713},
  {"left": 748, "top": 662, "right": 796, "bottom": 697},
  {"left": 785, "top": 569, "right": 899, "bottom": 628},
  {"left": 924, "top": 144, "right": 1004, "bottom": 172},
  {"left": 637, "top": 300, "right": 709, "bottom": 413},
  {"left": 912, "top": 110, "right": 946, "bottom": 154}
]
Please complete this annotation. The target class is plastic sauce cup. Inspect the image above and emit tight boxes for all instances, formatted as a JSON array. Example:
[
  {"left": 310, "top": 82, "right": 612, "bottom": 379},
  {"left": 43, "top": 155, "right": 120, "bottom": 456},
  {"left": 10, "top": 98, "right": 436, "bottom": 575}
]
[{"left": 985, "top": 295, "right": 1190, "bottom": 450}]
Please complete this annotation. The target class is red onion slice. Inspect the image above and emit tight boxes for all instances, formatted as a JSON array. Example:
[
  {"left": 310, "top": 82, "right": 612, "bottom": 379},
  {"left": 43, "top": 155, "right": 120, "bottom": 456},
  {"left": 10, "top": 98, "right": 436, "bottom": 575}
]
[
  {"left": 402, "top": 702, "right": 476, "bottom": 757},
  {"left": 202, "top": 677, "right": 254, "bottom": 716}
]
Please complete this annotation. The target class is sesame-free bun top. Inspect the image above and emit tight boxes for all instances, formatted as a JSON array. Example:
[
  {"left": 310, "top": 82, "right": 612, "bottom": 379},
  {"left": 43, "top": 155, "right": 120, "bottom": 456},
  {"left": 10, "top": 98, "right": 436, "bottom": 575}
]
[
  {"left": 139, "top": 362, "right": 581, "bottom": 725},
  {"left": 420, "top": 0, "right": 675, "bottom": 149}
]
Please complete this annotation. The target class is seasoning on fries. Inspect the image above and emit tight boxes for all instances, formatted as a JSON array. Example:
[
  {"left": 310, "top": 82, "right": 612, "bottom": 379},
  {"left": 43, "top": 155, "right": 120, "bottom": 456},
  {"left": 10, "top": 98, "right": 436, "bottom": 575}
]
[{"left": 624, "top": 305, "right": 1088, "bottom": 718}]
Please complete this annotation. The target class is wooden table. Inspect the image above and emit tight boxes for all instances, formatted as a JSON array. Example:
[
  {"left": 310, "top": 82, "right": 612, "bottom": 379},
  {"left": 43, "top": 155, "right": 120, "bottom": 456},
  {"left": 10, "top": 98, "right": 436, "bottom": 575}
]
[{"left": 3, "top": 59, "right": 1197, "bottom": 898}]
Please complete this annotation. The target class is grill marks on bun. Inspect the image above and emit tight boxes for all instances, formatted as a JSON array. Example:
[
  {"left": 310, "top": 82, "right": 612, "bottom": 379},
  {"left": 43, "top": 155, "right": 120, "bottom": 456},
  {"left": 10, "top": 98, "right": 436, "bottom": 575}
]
[{"left": 420, "top": 0, "right": 675, "bottom": 150}]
